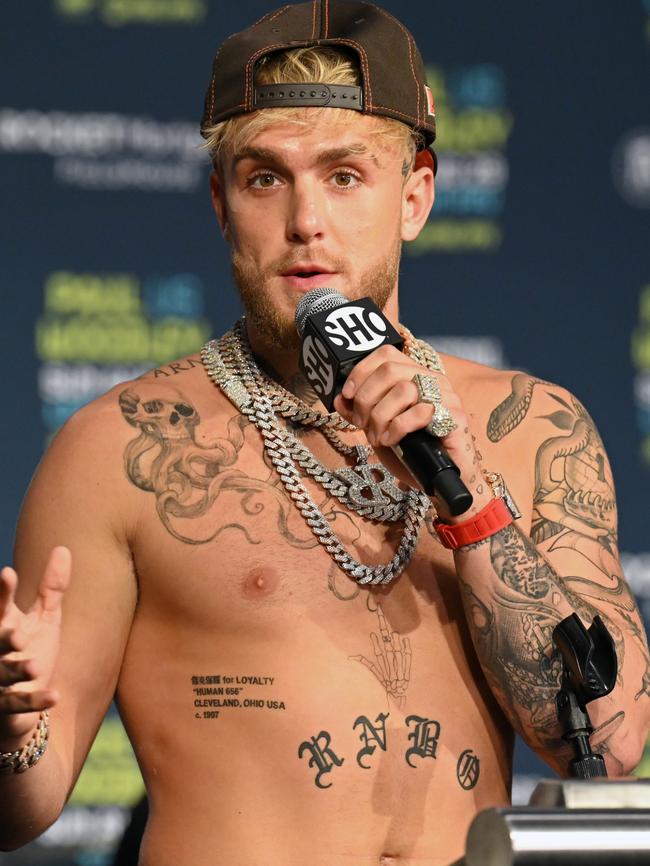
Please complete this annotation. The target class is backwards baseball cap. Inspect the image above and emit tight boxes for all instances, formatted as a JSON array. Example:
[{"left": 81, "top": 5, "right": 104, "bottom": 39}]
[{"left": 200, "top": 0, "right": 436, "bottom": 168}]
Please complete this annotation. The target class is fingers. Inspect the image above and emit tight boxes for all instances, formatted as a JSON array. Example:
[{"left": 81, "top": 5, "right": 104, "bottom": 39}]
[
  {"left": 335, "top": 349, "right": 459, "bottom": 446},
  {"left": 377, "top": 606, "right": 390, "bottom": 639},
  {"left": 35, "top": 547, "right": 72, "bottom": 615},
  {"left": 340, "top": 344, "right": 403, "bottom": 400},
  {"left": 0, "top": 568, "right": 25, "bottom": 655},
  {"left": 340, "top": 356, "right": 418, "bottom": 429},
  {"left": 402, "top": 636, "right": 412, "bottom": 681},
  {"left": 0, "top": 688, "right": 59, "bottom": 715},
  {"left": 378, "top": 402, "right": 438, "bottom": 447},
  {"left": 0, "top": 657, "right": 40, "bottom": 689},
  {"left": 0, "top": 567, "right": 18, "bottom": 618},
  {"left": 367, "top": 384, "right": 433, "bottom": 446},
  {"left": 0, "top": 626, "right": 26, "bottom": 656}
]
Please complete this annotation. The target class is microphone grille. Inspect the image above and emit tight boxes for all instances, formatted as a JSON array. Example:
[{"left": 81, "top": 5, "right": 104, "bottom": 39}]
[{"left": 295, "top": 288, "right": 348, "bottom": 336}]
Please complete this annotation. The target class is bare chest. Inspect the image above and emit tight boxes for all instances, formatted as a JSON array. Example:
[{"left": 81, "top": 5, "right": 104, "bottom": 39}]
[{"left": 117, "top": 404, "right": 513, "bottom": 863}]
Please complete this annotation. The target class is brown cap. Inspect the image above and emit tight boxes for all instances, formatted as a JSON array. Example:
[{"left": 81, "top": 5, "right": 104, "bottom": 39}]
[{"left": 200, "top": 0, "right": 436, "bottom": 155}]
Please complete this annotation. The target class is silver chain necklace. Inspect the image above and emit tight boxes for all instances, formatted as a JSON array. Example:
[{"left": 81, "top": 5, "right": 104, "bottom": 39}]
[{"left": 200, "top": 319, "right": 443, "bottom": 586}]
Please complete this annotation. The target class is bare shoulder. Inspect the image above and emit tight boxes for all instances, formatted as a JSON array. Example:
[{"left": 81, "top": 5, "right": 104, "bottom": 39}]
[
  {"left": 442, "top": 354, "right": 585, "bottom": 447},
  {"left": 60, "top": 352, "right": 232, "bottom": 447},
  {"left": 441, "top": 352, "right": 523, "bottom": 425},
  {"left": 31, "top": 353, "right": 236, "bottom": 526}
]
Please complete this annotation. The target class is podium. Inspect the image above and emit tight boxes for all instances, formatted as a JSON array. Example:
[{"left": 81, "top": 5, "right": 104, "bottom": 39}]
[
  {"left": 447, "top": 590, "right": 650, "bottom": 863},
  {"left": 451, "top": 779, "right": 650, "bottom": 865}
]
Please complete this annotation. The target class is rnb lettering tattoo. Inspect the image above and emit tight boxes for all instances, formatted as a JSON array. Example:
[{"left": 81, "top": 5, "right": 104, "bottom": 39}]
[{"left": 298, "top": 731, "right": 345, "bottom": 789}]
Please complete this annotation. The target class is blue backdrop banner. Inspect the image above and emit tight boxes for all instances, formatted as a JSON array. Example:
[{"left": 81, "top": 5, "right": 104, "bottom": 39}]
[{"left": 1, "top": 2, "right": 649, "bottom": 863}]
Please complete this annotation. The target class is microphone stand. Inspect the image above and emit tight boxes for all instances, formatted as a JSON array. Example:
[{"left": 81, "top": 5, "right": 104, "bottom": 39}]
[
  {"left": 552, "top": 613, "right": 618, "bottom": 778},
  {"left": 452, "top": 614, "right": 650, "bottom": 866}
]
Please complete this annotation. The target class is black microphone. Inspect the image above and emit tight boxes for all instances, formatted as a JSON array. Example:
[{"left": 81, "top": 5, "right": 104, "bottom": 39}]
[{"left": 295, "top": 288, "right": 473, "bottom": 516}]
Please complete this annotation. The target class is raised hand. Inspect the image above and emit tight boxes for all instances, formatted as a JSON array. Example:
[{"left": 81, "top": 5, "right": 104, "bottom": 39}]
[{"left": 0, "top": 547, "right": 71, "bottom": 745}]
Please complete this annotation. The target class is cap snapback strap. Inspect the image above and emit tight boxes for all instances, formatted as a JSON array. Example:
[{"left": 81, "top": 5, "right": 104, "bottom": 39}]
[{"left": 253, "top": 83, "right": 363, "bottom": 110}]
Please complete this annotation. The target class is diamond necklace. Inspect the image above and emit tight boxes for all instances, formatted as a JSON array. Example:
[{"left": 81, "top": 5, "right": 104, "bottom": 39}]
[{"left": 200, "top": 319, "right": 443, "bottom": 586}]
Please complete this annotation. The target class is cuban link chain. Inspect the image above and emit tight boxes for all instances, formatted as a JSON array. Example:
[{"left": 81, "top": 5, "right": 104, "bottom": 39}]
[{"left": 200, "top": 320, "right": 443, "bottom": 585}]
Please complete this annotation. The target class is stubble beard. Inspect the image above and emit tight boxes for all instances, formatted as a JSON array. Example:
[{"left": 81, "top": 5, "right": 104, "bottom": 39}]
[{"left": 231, "top": 237, "right": 402, "bottom": 352}]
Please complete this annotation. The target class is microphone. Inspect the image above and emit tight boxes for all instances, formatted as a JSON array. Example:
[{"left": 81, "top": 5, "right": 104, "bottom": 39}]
[{"left": 295, "top": 288, "right": 473, "bottom": 516}]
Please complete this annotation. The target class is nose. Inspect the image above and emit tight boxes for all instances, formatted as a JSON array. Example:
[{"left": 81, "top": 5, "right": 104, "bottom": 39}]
[{"left": 286, "top": 178, "right": 326, "bottom": 244}]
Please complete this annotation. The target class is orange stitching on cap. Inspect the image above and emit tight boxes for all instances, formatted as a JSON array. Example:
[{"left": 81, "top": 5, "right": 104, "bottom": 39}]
[
  {"left": 373, "top": 105, "right": 431, "bottom": 129},
  {"left": 206, "top": 32, "right": 239, "bottom": 123},
  {"left": 375, "top": 6, "right": 420, "bottom": 125},
  {"left": 324, "top": 0, "right": 329, "bottom": 37},
  {"left": 208, "top": 73, "right": 216, "bottom": 122},
  {"left": 206, "top": 8, "right": 291, "bottom": 124},
  {"left": 207, "top": 43, "right": 226, "bottom": 123},
  {"left": 249, "top": 6, "right": 288, "bottom": 29},
  {"left": 311, "top": 0, "right": 317, "bottom": 40},
  {"left": 333, "top": 38, "right": 371, "bottom": 106},
  {"left": 407, "top": 32, "right": 421, "bottom": 124},
  {"left": 245, "top": 8, "right": 292, "bottom": 109},
  {"left": 245, "top": 41, "right": 289, "bottom": 109},
  {"left": 266, "top": 6, "right": 289, "bottom": 23}
]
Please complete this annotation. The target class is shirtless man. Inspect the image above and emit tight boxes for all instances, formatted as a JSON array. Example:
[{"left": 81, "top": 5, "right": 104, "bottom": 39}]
[{"left": 1, "top": 2, "right": 649, "bottom": 864}]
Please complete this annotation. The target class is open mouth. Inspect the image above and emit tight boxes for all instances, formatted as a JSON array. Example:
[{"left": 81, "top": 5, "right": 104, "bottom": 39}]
[
  {"left": 284, "top": 268, "right": 332, "bottom": 278},
  {"left": 281, "top": 267, "right": 337, "bottom": 288}
]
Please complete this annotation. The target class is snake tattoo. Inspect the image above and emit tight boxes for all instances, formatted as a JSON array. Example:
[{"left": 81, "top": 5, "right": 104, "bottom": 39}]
[{"left": 487, "top": 373, "right": 550, "bottom": 442}]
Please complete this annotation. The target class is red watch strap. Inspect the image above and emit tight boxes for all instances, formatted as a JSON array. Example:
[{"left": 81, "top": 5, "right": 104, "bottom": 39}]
[{"left": 434, "top": 497, "right": 513, "bottom": 550}]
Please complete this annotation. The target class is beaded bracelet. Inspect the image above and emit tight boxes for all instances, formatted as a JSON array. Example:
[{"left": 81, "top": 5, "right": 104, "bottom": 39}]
[{"left": 0, "top": 711, "right": 49, "bottom": 774}]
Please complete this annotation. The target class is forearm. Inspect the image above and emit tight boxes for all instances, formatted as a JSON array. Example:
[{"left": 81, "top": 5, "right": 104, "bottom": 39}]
[
  {"left": 453, "top": 522, "right": 648, "bottom": 775},
  {"left": 0, "top": 730, "right": 69, "bottom": 850}
]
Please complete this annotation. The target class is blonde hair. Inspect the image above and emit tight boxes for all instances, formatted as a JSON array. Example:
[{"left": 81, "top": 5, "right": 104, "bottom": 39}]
[{"left": 202, "top": 47, "right": 420, "bottom": 174}]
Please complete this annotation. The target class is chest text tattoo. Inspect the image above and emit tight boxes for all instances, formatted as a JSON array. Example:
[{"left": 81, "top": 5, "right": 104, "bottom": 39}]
[{"left": 190, "top": 673, "right": 285, "bottom": 720}]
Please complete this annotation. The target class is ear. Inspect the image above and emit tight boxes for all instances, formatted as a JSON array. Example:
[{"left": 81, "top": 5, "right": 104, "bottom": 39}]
[
  {"left": 209, "top": 169, "right": 231, "bottom": 242},
  {"left": 400, "top": 152, "right": 435, "bottom": 242}
]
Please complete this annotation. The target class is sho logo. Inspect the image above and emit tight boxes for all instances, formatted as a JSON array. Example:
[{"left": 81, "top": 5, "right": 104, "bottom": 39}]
[
  {"left": 302, "top": 335, "right": 334, "bottom": 396},
  {"left": 323, "top": 306, "right": 388, "bottom": 353}
]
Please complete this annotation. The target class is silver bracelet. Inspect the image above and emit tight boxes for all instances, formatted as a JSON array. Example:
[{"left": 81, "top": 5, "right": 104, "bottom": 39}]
[{"left": 0, "top": 711, "right": 49, "bottom": 774}]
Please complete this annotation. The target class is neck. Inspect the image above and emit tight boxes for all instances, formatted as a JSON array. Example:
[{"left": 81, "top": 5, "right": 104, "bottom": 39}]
[{"left": 244, "top": 320, "right": 312, "bottom": 401}]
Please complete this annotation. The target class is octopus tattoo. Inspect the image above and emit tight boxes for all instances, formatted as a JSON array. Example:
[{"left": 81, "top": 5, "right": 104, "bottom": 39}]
[{"left": 118, "top": 384, "right": 313, "bottom": 547}]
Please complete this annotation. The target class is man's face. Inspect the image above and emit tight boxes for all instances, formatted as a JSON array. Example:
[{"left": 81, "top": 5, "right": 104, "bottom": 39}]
[{"left": 211, "top": 111, "right": 430, "bottom": 351}]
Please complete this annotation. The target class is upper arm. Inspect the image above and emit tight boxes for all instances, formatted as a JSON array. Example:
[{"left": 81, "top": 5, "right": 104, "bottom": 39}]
[{"left": 13, "top": 397, "right": 138, "bottom": 798}]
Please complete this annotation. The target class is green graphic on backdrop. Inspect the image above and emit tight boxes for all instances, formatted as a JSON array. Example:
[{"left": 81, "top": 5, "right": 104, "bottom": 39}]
[
  {"left": 54, "top": 0, "right": 207, "bottom": 26},
  {"left": 407, "top": 64, "right": 513, "bottom": 255},
  {"left": 70, "top": 716, "right": 143, "bottom": 807},
  {"left": 35, "top": 271, "right": 211, "bottom": 438}
]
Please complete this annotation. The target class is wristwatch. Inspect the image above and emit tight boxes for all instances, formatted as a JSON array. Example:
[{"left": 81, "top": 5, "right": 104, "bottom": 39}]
[{"left": 434, "top": 471, "right": 521, "bottom": 550}]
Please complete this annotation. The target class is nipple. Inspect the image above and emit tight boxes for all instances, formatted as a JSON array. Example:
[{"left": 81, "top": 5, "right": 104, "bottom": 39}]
[{"left": 242, "top": 566, "right": 280, "bottom": 599}]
